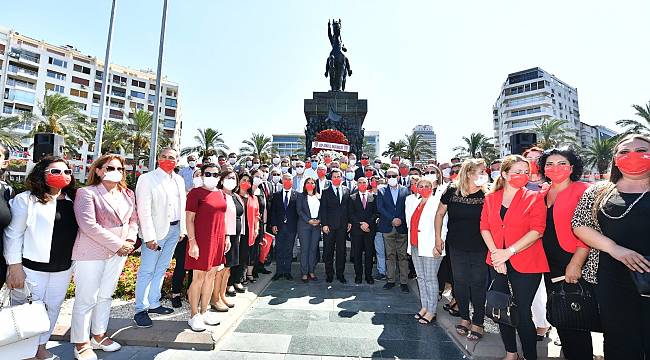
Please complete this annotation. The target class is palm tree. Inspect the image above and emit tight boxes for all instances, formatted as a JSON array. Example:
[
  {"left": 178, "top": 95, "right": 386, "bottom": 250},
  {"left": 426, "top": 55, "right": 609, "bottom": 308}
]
[
  {"left": 616, "top": 101, "right": 650, "bottom": 136},
  {"left": 180, "top": 128, "right": 229, "bottom": 162},
  {"left": 382, "top": 140, "right": 407, "bottom": 158},
  {"left": 101, "top": 121, "right": 129, "bottom": 154},
  {"left": 18, "top": 93, "right": 94, "bottom": 154},
  {"left": 453, "top": 132, "right": 495, "bottom": 159},
  {"left": 403, "top": 133, "right": 434, "bottom": 163},
  {"left": 582, "top": 137, "right": 618, "bottom": 176},
  {"left": 128, "top": 109, "right": 153, "bottom": 177},
  {"left": 0, "top": 117, "right": 23, "bottom": 149},
  {"left": 535, "top": 118, "right": 577, "bottom": 149},
  {"left": 239, "top": 133, "right": 272, "bottom": 161}
]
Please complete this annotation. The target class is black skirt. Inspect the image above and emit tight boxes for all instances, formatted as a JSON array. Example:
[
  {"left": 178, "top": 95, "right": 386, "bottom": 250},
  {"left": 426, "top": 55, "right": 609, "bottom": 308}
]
[{"left": 225, "top": 234, "right": 240, "bottom": 267}]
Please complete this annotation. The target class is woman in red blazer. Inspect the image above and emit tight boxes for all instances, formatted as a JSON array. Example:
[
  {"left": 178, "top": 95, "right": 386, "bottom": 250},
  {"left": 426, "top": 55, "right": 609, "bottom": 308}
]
[
  {"left": 480, "top": 154, "right": 549, "bottom": 360},
  {"left": 232, "top": 172, "right": 260, "bottom": 292}
]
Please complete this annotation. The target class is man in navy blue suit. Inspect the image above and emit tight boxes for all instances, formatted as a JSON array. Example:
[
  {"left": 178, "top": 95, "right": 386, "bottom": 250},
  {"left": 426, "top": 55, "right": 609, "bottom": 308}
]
[
  {"left": 376, "top": 167, "right": 410, "bottom": 292},
  {"left": 270, "top": 173, "right": 299, "bottom": 280}
]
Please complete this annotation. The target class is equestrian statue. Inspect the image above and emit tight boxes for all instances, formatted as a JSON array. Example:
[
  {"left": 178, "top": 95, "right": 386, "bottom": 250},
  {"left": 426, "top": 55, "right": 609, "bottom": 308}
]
[{"left": 324, "top": 19, "right": 353, "bottom": 92}]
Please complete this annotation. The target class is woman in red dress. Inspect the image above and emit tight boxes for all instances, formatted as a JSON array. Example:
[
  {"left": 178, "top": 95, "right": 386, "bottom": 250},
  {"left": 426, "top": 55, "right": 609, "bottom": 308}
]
[{"left": 185, "top": 164, "right": 229, "bottom": 332}]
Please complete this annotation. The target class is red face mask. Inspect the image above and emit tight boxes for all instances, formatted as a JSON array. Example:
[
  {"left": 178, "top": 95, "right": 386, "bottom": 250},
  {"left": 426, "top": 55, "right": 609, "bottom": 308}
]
[
  {"left": 218, "top": 160, "right": 226, "bottom": 166},
  {"left": 360, "top": 159, "right": 369, "bottom": 166},
  {"left": 332, "top": 177, "right": 342, "bottom": 186},
  {"left": 46, "top": 173, "right": 71, "bottom": 190},
  {"left": 507, "top": 174, "right": 529, "bottom": 189},
  {"left": 357, "top": 183, "right": 368, "bottom": 192},
  {"left": 324, "top": 156, "right": 332, "bottom": 165},
  {"left": 305, "top": 183, "right": 316, "bottom": 192},
  {"left": 545, "top": 165, "right": 572, "bottom": 184},
  {"left": 305, "top": 161, "right": 311, "bottom": 169},
  {"left": 419, "top": 188, "right": 433, "bottom": 198},
  {"left": 317, "top": 169, "right": 327, "bottom": 178},
  {"left": 399, "top": 168, "right": 409, "bottom": 176},
  {"left": 370, "top": 180, "right": 377, "bottom": 188},
  {"left": 450, "top": 173, "right": 458, "bottom": 181},
  {"left": 158, "top": 159, "right": 176, "bottom": 173},
  {"left": 365, "top": 170, "right": 374, "bottom": 178},
  {"left": 282, "top": 179, "right": 292, "bottom": 190},
  {"left": 529, "top": 161, "right": 539, "bottom": 175},
  {"left": 615, "top": 152, "right": 650, "bottom": 176},
  {"left": 410, "top": 184, "right": 418, "bottom": 194},
  {"left": 239, "top": 182, "right": 251, "bottom": 191}
]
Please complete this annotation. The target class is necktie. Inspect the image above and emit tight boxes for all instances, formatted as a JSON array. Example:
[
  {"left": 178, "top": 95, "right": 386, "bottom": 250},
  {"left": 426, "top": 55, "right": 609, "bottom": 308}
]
[
  {"left": 362, "top": 193, "right": 366, "bottom": 209},
  {"left": 335, "top": 187, "right": 340, "bottom": 203},
  {"left": 284, "top": 191, "right": 289, "bottom": 210}
]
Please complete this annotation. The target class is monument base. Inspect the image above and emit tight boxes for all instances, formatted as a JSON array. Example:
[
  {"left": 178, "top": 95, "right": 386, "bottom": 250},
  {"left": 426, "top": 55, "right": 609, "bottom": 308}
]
[{"left": 304, "top": 91, "right": 368, "bottom": 157}]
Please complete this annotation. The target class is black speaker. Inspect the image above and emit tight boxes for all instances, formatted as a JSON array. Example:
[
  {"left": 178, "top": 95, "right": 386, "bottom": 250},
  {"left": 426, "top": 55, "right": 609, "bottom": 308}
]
[
  {"left": 33, "top": 133, "right": 65, "bottom": 162},
  {"left": 509, "top": 133, "right": 537, "bottom": 155}
]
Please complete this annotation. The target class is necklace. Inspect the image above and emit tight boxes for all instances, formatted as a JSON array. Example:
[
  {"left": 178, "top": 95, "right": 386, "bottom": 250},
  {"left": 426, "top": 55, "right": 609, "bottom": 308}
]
[{"left": 600, "top": 189, "right": 648, "bottom": 220}]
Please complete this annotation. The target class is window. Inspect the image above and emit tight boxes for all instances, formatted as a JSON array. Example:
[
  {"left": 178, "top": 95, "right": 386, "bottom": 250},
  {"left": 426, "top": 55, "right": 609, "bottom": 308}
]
[
  {"left": 73, "top": 102, "right": 87, "bottom": 111},
  {"left": 111, "top": 88, "right": 126, "bottom": 97},
  {"left": 148, "top": 94, "right": 156, "bottom": 103},
  {"left": 112, "top": 75, "right": 127, "bottom": 84},
  {"left": 130, "top": 101, "right": 144, "bottom": 110},
  {"left": 46, "top": 70, "right": 66, "bottom": 81},
  {"left": 165, "top": 98, "right": 177, "bottom": 107},
  {"left": 45, "top": 83, "right": 65, "bottom": 93},
  {"left": 95, "top": 70, "right": 103, "bottom": 80},
  {"left": 150, "top": 84, "right": 156, "bottom": 90},
  {"left": 164, "top": 108, "right": 176, "bottom": 117},
  {"left": 48, "top": 56, "right": 67, "bottom": 68},
  {"left": 164, "top": 119, "right": 176, "bottom": 128},
  {"left": 511, "top": 107, "right": 541, "bottom": 117},
  {"left": 109, "top": 109, "right": 123, "bottom": 119},
  {"left": 70, "top": 89, "right": 89, "bottom": 98},
  {"left": 72, "top": 76, "right": 90, "bottom": 86},
  {"left": 130, "top": 90, "right": 145, "bottom": 99},
  {"left": 166, "top": 89, "right": 177, "bottom": 97},
  {"left": 73, "top": 64, "right": 91, "bottom": 74},
  {"left": 132, "top": 79, "right": 146, "bottom": 88}
]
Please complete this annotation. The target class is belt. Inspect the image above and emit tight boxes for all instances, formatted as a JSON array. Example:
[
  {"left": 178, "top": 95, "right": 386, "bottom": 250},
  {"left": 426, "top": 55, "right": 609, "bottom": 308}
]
[{"left": 170, "top": 220, "right": 180, "bottom": 226}]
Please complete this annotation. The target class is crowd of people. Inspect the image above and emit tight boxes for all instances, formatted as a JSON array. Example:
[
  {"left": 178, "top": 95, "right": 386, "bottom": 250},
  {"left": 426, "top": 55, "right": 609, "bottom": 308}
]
[{"left": 0, "top": 133, "right": 648, "bottom": 360}]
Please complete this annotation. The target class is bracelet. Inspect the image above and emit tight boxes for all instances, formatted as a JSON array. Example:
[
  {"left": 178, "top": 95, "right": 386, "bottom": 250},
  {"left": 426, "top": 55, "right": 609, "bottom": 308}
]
[{"left": 508, "top": 246, "right": 517, "bottom": 255}]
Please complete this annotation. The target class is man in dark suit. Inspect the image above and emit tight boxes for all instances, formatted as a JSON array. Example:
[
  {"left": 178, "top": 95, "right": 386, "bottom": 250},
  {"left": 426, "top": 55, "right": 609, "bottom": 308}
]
[
  {"left": 354, "top": 153, "right": 371, "bottom": 180},
  {"left": 376, "top": 167, "right": 410, "bottom": 292},
  {"left": 348, "top": 177, "right": 378, "bottom": 284},
  {"left": 269, "top": 173, "right": 299, "bottom": 280},
  {"left": 319, "top": 168, "right": 351, "bottom": 283},
  {"left": 315, "top": 164, "right": 331, "bottom": 194}
]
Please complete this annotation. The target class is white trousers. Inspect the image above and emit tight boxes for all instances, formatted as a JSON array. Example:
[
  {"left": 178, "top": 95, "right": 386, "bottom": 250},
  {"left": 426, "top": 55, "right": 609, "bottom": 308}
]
[
  {"left": 22, "top": 267, "right": 72, "bottom": 345},
  {"left": 531, "top": 277, "right": 550, "bottom": 328},
  {"left": 70, "top": 255, "right": 127, "bottom": 343}
]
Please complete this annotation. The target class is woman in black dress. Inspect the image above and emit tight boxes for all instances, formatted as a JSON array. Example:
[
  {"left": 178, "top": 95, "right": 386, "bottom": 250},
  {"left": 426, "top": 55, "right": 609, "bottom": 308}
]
[
  {"left": 0, "top": 144, "right": 12, "bottom": 289},
  {"left": 573, "top": 134, "right": 650, "bottom": 359}
]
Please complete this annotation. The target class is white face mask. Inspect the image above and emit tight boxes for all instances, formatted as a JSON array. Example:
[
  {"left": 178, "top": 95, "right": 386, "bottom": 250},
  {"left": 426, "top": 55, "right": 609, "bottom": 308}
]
[
  {"left": 252, "top": 163, "right": 260, "bottom": 170},
  {"left": 374, "top": 163, "right": 382, "bottom": 169},
  {"left": 281, "top": 166, "right": 289, "bottom": 174},
  {"left": 103, "top": 170, "right": 123, "bottom": 183},
  {"left": 291, "top": 160, "right": 297, "bottom": 167},
  {"left": 272, "top": 157, "right": 280, "bottom": 165},
  {"left": 203, "top": 176, "right": 219, "bottom": 189},
  {"left": 246, "top": 161, "right": 253, "bottom": 168},
  {"left": 345, "top": 172, "right": 354, "bottom": 180},
  {"left": 490, "top": 171, "right": 500, "bottom": 181},
  {"left": 442, "top": 168, "right": 451, "bottom": 178},
  {"left": 228, "top": 158, "right": 236, "bottom": 165},
  {"left": 188, "top": 161, "right": 197, "bottom": 168},
  {"left": 349, "top": 158, "right": 356, "bottom": 165},
  {"left": 424, "top": 174, "right": 437, "bottom": 182},
  {"left": 295, "top": 167, "right": 304, "bottom": 175},
  {"left": 272, "top": 175, "right": 281, "bottom": 184},
  {"left": 474, "top": 174, "right": 489, "bottom": 187},
  {"left": 223, "top": 178, "right": 237, "bottom": 191},
  {"left": 253, "top": 177, "right": 263, "bottom": 187},
  {"left": 192, "top": 177, "right": 203, "bottom": 188},
  {"left": 387, "top": 177, "right": 398, "bottom": 187}
]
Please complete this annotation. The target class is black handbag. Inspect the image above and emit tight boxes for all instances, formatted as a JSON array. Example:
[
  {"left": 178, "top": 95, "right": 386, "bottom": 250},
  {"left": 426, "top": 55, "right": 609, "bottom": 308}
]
[
  {"left": 630, "top": 256, "right": 650, "bottom": 297},
  {"left": 547, "top": 280, "right": 602, "bottom": 332},
  {"left": 486, "top": 280, "right": 518, "bottom": 327}
]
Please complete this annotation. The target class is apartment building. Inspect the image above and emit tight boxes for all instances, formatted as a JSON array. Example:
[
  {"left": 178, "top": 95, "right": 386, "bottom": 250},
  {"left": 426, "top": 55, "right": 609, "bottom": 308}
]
[
  {"left": 412, "top": 125, "right": 437, "bottom": 161},
  {"left": 493, "top": 67, "right": 580, "bottom": 156},
  {"left": 0, "top": 26, "right": 182, "bottom": 179}
]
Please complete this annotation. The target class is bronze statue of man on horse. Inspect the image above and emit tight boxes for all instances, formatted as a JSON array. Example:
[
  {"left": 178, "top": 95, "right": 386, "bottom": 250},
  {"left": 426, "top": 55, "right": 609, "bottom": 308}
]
[{"left": 324, "top": 19, "right": 352, "bottom": 92}]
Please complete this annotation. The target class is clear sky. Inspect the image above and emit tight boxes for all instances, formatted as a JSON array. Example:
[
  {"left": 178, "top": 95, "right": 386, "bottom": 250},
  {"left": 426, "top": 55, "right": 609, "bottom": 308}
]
[{"left": 2, "top": 0, "right": 649, "bottom": 161}]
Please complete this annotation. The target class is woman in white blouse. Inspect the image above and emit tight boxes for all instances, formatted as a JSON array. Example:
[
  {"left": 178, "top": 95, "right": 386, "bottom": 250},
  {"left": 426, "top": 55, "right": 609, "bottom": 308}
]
[{"left": 296, "top": 177, "right": 321, "bottom": 282}]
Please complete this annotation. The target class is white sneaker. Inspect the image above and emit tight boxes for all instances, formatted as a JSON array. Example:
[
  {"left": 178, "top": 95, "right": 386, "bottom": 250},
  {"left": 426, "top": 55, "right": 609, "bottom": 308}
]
[
  {"left": 90, "top": 337, "right": 121, "bottom": 352},
  {"left": 188, "top": 313, "right": 206, "bottom": 332},
  {"left": 73, "top": 346, "right": 98, "bottom": 360},
  {"left": 202, "top": 312, "right": 221, "bottom": 326}
]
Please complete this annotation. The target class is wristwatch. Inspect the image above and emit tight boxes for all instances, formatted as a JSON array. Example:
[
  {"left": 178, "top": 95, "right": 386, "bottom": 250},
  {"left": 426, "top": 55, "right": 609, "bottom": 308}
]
[{"left": 508, "top": 246, "right": 517, "bottom": 255}]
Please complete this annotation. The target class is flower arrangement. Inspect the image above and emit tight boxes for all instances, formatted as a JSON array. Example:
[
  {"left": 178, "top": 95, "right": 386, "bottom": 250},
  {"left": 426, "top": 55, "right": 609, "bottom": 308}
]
[{"left": 312, "top": 129, "right": 349, "bottom": 156}]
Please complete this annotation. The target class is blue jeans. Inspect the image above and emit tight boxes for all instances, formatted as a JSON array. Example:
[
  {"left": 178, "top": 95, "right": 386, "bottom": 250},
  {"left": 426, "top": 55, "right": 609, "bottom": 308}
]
[
  {"left": 297, "top": 222, "right": 320, "bottom": 275},
  {"left": 135, "top": 224, "right": 180, "bottom": 313},
  {"left": 374, "top": 232, "right": 386, "bottom": 275}
]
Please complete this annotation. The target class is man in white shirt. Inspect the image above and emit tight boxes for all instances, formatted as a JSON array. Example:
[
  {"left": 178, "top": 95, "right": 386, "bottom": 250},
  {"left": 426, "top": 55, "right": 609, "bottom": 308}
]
[
  {"left": 303, "top": 158, "right": 318, "bottom": 180},
  {"left": 179, "top": 155, "right": 198, "bottom": 192},
  {"left": 292, "top": 160, "right": 306, "bottom": 193},
  {"left": 134, "top": 148, "right": 187, "bottom": 328}
]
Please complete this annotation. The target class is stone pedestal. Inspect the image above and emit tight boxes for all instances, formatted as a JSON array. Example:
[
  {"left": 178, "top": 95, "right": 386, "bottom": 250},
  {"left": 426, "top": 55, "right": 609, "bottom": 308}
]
[{"left": 304, "top": 91, "right": 368, "bottom": 157}]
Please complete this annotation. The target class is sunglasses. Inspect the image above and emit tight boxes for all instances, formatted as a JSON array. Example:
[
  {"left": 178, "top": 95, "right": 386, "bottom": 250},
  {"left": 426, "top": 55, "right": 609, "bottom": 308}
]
[
  {"left": 295, "top": 165, "right": 304, "bottom": 168},
  {"left": 203, "top": 172, "right": 220, "bottom": 177},
  {"left": 104, "top": 165, "right": 125, "bottom": 172},
  {"left": 386, "top": 174, "right": 398, "bottom": 178},
  {"left": 424, "top": 171, "right": 437, "bottom": 175},
  {"left": 48, "top": 169, "right": 72, "bottom": 175}
]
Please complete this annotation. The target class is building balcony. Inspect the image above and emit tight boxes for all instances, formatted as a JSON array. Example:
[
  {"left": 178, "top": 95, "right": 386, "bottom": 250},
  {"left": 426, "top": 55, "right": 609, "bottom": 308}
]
[
  {"left": 503, "top": 87, "right": 550, "bottom": 100},
  {"left": 6, "top": 78, "right": 36, "bottom": 91},
  {"left": 7, "top": 65, "right": 38, "bottom": 80},
  {"left": 504, "top": 97, "right": 552, "bottom": 110},
  {"left": 505, "top": 109, "right": 553, "bottom": 122}
]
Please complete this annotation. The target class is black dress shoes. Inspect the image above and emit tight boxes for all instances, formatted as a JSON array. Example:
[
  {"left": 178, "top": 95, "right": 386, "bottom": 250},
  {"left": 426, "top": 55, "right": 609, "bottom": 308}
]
[
  {"left": 400, "top": 284, "right": 410, "bottom": 293},
  {"left": 285, "top": 273, "right": 294, "bottom": 281},
  {"left": 272, "top": 273, "right": 283, "bottom": 281},
  {"left": 383, "top": 282, "right": 396, "bottom": 290},
  {"left": 366, "top": 277, "right": 375, "bottom": 285},
  {"left": 326, "top": 275, "right": 333, "bottom": 283},
  {"left": 337, "top": 276, "right": 347, "bottom": 284},
  {"left": 355, "top": 277, "right": 362, "bottom": 284}
]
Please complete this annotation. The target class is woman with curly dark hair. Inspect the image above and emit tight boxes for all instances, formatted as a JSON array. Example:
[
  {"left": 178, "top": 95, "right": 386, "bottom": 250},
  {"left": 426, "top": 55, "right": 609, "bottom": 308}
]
[
  {"left": 4, "top": 156, "right": 78, "bottom": 360},
  {"left": 538, "top": 147, "right": 595, "bottom": 360}
]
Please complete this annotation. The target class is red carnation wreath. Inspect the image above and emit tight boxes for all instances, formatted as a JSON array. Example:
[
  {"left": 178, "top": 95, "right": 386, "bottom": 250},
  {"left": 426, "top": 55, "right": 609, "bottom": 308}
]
[{"left": 312, "top": 129, "right": 349, "bottom": 155}]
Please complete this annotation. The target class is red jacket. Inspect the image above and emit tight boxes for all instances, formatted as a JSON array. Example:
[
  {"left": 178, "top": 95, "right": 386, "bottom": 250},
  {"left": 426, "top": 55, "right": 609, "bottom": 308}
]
[
  {"left": 480, "top": 188, "right": 549, "bottom": 273},
  {"left": 541, "top": 181, "right": 589, "bottom": 253},
  {"left": 243, "top": 194, "right": 260, "bottom": 246}
]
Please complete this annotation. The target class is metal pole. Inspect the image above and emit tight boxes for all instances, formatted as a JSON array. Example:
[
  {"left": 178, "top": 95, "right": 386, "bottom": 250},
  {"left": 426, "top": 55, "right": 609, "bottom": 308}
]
[
  {"left": 93, "top": 0, "right": 117, "bottom": 160},
  {"left": 148, "top": 0, "right": 168, "bottom": 171}
]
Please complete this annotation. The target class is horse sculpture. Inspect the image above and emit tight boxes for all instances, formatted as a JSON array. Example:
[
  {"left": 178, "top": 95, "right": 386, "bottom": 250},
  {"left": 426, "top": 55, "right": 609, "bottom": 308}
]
[{"left": 324, "top": 19, "right": 352, "bottom": 92}]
